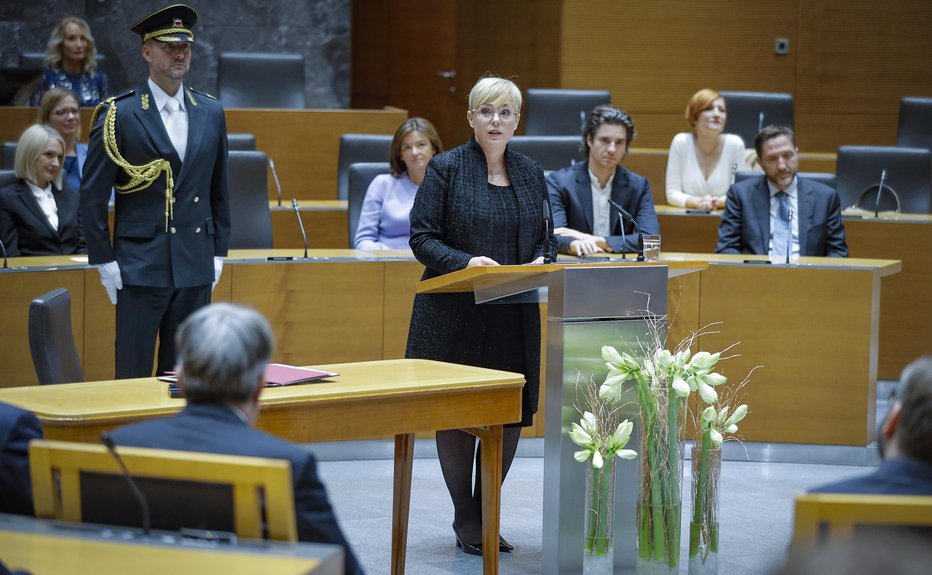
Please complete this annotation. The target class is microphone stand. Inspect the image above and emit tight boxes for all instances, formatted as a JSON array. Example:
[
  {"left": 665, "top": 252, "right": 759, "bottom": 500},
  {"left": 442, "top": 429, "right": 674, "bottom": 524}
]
[
  {"left": 785, "top": 209, "right": 794, "bottom": 265},
  {"left": 874, "top": 169, "right": 887, "bottom": 219},
  {"left": 269, "top": 157, "right": 283, "bottom": 207},
  {"left": 607, "top": 198, "right": 641, "bottom": 260},
  {"left": 101, "top": 433, "right": 152, "bottom": 536},
  {"left": 0, "top": 239, "right": 7, "bottom": 269},
  {"left": 542, "top": 199, "right": 552, "bottom": 264},
  {"left": 291, "top": 198, "right": 309, "bottom": 259}
]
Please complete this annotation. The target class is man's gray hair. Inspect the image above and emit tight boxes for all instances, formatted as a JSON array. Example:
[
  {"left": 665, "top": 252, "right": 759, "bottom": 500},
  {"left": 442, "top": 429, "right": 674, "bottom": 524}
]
[
  {"left": 896, "top": 355, "right": 932, "bottom": 462},
  {"left": 176, "top": 303, "right": 274, "bottom": 404}
]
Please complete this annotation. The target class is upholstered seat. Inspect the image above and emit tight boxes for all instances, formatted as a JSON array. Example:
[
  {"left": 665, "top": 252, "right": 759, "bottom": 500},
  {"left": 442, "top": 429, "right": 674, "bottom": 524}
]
[
  {"left": 337, "top": 134, "right": 392, "bottom": 200},
  {"left": 720, "top": 91, "right": 794, "bottom": 148},
  {"left": 835, "top": 146, "right": 932, "bottom": 214},
  {"left": 523, "top": 89, "right": 611, "bottom": 136},
  {"left": 218, "top": 52, "right": 306, "bottom": 109},
  {"left": 28, "top": 288, "right": 84, "bottom": 385},
  {"left": 347, "top": 162, "right": 391, "bottom": 245},
  {"left": 227, "top": 151, "right": 274, "bottom": 249}
]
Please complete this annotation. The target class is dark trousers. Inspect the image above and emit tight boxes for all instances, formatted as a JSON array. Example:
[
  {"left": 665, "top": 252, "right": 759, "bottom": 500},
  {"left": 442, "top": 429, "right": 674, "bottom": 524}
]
[{"left": 115, "top": 284, "right": 211, "bottom": 379}]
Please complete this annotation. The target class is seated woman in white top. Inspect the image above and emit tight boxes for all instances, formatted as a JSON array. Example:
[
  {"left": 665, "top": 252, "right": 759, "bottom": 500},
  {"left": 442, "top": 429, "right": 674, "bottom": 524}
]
[
  {"left": 665, "top": 89, "right": 747, "bottom": 210},
  {"left": 354, "top": 117, "right": 443, "bottom": 250}
]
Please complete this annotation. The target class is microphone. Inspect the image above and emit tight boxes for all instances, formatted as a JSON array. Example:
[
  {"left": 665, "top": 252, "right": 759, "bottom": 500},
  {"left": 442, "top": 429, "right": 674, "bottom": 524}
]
[
  {"left": 269, "top": 157, "right": 283, "bottom": 207},
  {"left": 874, "top": 169, "right": 887, "bottom": 219},
  {"left": 0, "top": 238, "right": 7, "bottom": 269},
  {"left": 785, "top": 208, "right": 794, "bottom": 264},
  {"left": 542, "top": 199, "right": 551, "bottom": 264},
  {"left": 607, "top": 198, "right": 641, "bottom": 260},
  {"left": 758, "top": 111, "right": 765, "bottom": 133},
  {"left": 101, "top": 433, "right": 151, "bottom": 536},
  {"left": 291, "top": 198, "right": 309, "bottom": 259}
]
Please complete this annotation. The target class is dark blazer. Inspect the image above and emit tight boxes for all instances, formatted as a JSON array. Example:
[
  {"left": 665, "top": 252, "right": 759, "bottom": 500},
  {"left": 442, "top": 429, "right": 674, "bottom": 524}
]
[
  {"left": 546, "top": 161, "right": 660, "bottom": 254},
  {"left": 0, "top": 402, "right": 43, "bottom": 516},
  {"left": 716, "top": 174, "right": 848, "bottom": 257},
  {"left": 80, "top": 85, "right": 231, "bottom": 288},
  {"left": 0, "top": 180, "right": 86, "bottom": 257},
  {"left": 809, "top": 457, "right": 932, "bottom": 495},
  {"left": 112, "top": 403, "right": 363, "bottom": 575}
]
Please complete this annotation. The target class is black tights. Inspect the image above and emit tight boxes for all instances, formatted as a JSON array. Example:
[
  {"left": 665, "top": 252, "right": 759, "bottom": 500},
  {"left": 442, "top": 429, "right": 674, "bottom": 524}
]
[{"left": 436, "top": 427, "right": 522, "bottom": 545}]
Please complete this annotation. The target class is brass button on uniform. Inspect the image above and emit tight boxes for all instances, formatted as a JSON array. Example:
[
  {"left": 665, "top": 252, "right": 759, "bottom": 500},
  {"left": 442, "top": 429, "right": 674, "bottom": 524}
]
[
  {"left": 171, "top": 227, "right": 176, "bottom": 234},
  {"left": 195, "top": 227, "right": 201, "bottom": 233},
  {"left": 194, "top": 197, "right": 200, "bottom": 203},
  {"left": 171, "top": 198, "right": 176, "bottom": 204}
]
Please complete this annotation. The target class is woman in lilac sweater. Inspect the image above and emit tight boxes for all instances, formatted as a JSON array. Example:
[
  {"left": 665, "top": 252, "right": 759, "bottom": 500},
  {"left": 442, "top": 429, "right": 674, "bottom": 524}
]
[{"left": 354, "top": 118, "right": 442, "bottom": 250}]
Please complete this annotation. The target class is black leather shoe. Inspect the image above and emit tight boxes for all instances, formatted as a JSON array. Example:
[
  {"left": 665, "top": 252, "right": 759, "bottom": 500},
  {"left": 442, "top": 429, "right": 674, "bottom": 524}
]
[
  {"left": 498, "top": 535, "right": 514, "bottom": 553},
  {"left": 452, "top": 523, "right": 484, "bottom": 556}
]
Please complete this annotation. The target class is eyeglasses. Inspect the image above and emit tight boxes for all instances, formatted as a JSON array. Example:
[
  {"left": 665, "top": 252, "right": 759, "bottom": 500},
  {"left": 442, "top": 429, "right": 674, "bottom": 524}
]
[
  {"left": 472, "top": 105, "right": 517, "bottom": 123},
  {"left": 53, "top": 107, "right": 80, "bottom": 118}
]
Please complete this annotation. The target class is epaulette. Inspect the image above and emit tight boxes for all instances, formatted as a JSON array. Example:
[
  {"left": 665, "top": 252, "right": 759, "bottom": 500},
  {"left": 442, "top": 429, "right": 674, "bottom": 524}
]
[
  {"left": 188, "top": 87, "right": 218, "bottom": 100},
  {"left": 89, "top": 90, "right": 135, "bottom": 128}
]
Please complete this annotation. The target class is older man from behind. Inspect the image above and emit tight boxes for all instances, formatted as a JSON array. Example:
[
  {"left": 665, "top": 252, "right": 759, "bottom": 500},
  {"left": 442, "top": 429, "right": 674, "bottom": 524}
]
[{"left": 111, "top": 303, "right": 363, "bottom": 575}]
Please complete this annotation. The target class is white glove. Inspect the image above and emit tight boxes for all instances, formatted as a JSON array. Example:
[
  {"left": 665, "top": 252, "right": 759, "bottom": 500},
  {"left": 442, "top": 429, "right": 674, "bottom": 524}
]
[
  {"left": 97, "top": 261, "right": 122, "bottom": 305},
  {"left": 212, "top": 256, "right": 224, "bottom": 291}
]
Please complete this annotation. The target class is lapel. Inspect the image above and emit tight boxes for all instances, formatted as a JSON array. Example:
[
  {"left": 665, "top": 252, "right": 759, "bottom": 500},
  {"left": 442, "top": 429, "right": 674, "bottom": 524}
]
[
  {"left": 796, "top": 177, "right": 814, "bottom": 256},
  {"left": 751, "top": 175, "right": 771, "bottom": 253},
  {"left": 133, "top": 84, "right": 182, "bottom": 174},
  {"left": 51, "top": 186, "right": 74, "bottom": 234},
  {"left": 16, "top": 182, "right": 58, "bottom": 236},
  {"left": 174, "top": 87, "right": 207, "bottom": 188},
  {"left": 575, "top": 163, "right": 595, "bottom": 231},
  {"left": 609, "top": 166, "right": 628, "bottom": 234}
]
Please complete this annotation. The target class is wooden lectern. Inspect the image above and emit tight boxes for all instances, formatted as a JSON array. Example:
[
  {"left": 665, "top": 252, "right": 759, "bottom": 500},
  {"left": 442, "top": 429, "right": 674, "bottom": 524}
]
[{"left": 417, "top": 260, "right": 705, "bottom": 574}]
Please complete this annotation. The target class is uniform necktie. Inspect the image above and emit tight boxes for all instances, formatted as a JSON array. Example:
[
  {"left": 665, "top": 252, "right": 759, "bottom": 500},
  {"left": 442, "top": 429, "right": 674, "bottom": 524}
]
[
  {"left": 772, "top": 191, "right": 791, "bottom": 257},
  {"left": 164, "top": 97, "right": 187, "bottom": 161}
]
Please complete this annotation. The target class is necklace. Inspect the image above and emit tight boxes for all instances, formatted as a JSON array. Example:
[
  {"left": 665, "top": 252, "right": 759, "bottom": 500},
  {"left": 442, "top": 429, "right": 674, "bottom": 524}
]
[{"left": 487, "top": 168, "right": 503, "bottom": 181}]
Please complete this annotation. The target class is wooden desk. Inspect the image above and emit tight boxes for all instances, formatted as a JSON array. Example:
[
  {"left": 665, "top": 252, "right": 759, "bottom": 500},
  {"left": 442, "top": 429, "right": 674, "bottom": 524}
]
[
  {"left": 0, "top": 359, "right": 525, "bottom": 575},
  {"left": 0, "top": 513, "right": 340, "bottom": 575}
]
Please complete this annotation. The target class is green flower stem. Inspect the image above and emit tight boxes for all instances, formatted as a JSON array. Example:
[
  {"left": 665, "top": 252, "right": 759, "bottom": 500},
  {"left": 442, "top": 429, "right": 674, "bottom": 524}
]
[
  {"left": 585, "top": 459, "right": 615, "bottom": 556},
  {"left": 689, "top": 429, "right": 713, "bottom": 557}
]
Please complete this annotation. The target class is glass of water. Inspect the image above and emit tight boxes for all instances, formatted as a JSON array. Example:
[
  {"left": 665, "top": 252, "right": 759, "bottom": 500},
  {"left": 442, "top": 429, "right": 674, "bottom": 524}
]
[{"left": 641, "top": 234, "right": 661, "bottom": 262}]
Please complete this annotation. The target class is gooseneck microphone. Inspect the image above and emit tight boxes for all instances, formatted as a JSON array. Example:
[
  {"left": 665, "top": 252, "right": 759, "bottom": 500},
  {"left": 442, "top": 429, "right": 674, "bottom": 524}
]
[
  {"left": 542, "top": 200, "right": 551, "bottom": 264},
  {"left": 0, "top": 238, "right": 7, "bottom": 269},
  {"left": 101, "top": 433, "right": 151, "bottom": 535},
  {"left": 291, "top": 198, "right": 309, "bottom": 259},
  {"left": 785, "top": 209, "right": 794, "bottom": 265},
  {"left": 758, "top": 111, "right": 765, "bottom": 133},
  {"left": 269, "top": 158, "right": 283, "bottom": 207},
  {"left": 607, "top": 198, "right": 641, "bottom": 260},
  {"left": 874, "top": 169, "right": 887, "bottom": 219}
]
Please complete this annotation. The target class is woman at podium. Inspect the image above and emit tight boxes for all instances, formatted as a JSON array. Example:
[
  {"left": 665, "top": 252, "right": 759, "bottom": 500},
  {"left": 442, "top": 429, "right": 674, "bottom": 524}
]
[{"left": 405, "top": 75, "right": 557, "bottom": 556}]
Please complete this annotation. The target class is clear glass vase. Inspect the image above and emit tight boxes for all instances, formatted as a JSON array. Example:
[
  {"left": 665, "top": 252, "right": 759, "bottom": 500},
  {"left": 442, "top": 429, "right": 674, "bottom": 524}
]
[
  {"left": 635, "top": 397, "right": 686, "bottom": 575},
  {"left": 583, "top": 457, "right": 616, "bottom": 575},
  {"left": 688, "top": 445, "right": 721, "bottom": 575}
]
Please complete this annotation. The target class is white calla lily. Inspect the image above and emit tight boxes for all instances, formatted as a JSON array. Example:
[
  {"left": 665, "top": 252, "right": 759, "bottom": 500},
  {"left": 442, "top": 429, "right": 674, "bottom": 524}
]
[
  {"left": 672, "top": 376, "right": 691, "bottom": 398},
  {"left": 592, "top": 449, "right": 604, "bottom": 469},
  {"left": 725, "top": 404, "right": 748, "bottom": 427},
  {"left": 697, "top": 380, "right": 718, "bottom": 404},
  {"left": 700, "top": 372, "right": 727, "bottom": 387},
  {"left": 601, "top": 345, "right": 624, "bottom": 364},
  {"left": 574, "top": 450, "right": 591, "bottom": 462},
  {"left": 616, "top": 448, "right": 638, "bottom": 460}
]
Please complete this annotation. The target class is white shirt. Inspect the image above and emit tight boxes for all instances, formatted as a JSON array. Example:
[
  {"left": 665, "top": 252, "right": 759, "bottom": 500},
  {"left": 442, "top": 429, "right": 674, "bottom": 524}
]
[
  {"left": 589, "top": 168, "right": 615, "bottom": 237},
  {"left": 27, "top": 181, "right": 58, "bottom": 230},
  {"left": 768, "top": 176, "right": 799, "bottom": 258},
  {"left": 665, "top": 133, "right": 747, "bottom": 207},
  {"left": 148, "top": 78, "right": 188, "bottom": 160}
]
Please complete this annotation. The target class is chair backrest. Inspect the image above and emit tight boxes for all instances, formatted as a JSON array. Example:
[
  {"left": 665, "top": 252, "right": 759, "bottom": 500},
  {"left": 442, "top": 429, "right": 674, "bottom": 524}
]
[
  {"left": 218, "top": 52, "right": 306, "bottom": 109},
  {"left": 20, "top": 52, "right": 106, "bottom": 69},
  {"left": 227, "top": 133, "right": 257, "bottom": 151},
  {"left": 347, "top": 162, "right": 392, "bottom": 246},
  {"left": 792, "top": 493, "right": 932, "bottom": 549},
  {"left": 2, "top": 141, "right": 16, "bottom": 170},
  {"left": 337, "top": 134, "right": 392, "bottom": 200},
  {"left": 227, "top": 151, "right": 273, "bottom": 249},
  {"left": 720, "top": 91, "right": 794, "bottom": 148},
  {"left": 28, "top": 288, "right": 83, "bottom": 385},
  {"left": 0, "top": 169, "right": 18, "bottom": 189},
  {"left": 835, "top": 146, "right": 932, "bottom": 214},
  {"left": 734, "top": 170, "right": 837, "bottom": 190},
  {"left": 508, "top": 135, "right": 586, "bottom": 172},
  {"left": 897, "top": 97, "right": 932, "bottom": 150},
  {"left": 523, "top": 89, "right": 612, "bottom": 136},
  {"left": 29, "top": 439, "right": 297, "bottom": 541}
]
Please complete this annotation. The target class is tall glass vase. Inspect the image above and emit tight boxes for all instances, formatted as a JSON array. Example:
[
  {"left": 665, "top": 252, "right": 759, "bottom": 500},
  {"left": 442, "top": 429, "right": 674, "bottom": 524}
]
[
  {"left": 688, "top": 446, "right": 721, "bottom": 575},
  {"left": 583, "top": 457, "right": 616, "bottom": 574},
  {"left": 636, "top": 396, "right": 685, "bottom": 575}
]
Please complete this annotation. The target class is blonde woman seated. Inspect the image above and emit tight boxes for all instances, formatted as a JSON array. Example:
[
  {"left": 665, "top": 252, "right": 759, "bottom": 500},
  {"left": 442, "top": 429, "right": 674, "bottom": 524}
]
[
  {"left": 665, "top": 89, "right": 747, "bottom": 210},
  {"left": 354, "top": 118, "right": 443, "bottom": 250},
  {"left": 29, "top": 17, "right": 110, "bottom": 107}
]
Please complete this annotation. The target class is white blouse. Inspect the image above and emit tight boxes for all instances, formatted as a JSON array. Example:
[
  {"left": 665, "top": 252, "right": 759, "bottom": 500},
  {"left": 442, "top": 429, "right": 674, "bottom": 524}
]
[{"left": 665, "top": 132, "right": 747, "bottom": 207}]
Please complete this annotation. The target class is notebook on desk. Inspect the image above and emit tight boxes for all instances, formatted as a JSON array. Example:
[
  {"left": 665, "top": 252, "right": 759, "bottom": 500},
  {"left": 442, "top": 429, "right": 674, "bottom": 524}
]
[{"left": 159, "top": 364, "right": 338, "bottom": 391}]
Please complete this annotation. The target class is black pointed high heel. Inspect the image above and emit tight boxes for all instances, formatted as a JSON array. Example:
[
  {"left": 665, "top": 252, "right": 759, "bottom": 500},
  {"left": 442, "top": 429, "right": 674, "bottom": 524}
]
[
  {"left": 498, "top": 535, "right": 514, "bottom": 553},
  {"left": 452, "top": 523, "right": 484, "bottom": 556}
]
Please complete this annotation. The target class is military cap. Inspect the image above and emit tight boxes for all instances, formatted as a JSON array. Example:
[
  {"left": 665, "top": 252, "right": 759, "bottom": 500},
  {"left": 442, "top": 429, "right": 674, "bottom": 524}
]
[{"left": 130, "top": 4, "right": 198, "bottom": 43}]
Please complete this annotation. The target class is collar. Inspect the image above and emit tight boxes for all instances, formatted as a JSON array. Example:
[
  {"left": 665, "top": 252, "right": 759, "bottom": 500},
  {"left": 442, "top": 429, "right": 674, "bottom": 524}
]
[
  {"left": 588, "top": 167, "right": 615, "bottom": 191},
  {"left": 26, "top": 181, "right": 53, "bottom": 198},
  {"left": 148, "top": 78, "right": 186, "bottom": 113},
  {"left": 767, "top": 175, "right": 798, "bottom": 199}
]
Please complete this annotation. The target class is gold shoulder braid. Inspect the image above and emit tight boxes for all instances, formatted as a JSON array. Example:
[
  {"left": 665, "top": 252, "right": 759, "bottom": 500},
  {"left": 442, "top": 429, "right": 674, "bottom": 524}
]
[{"left": 101, "top": 98, "right": 174, "bottom": 231}]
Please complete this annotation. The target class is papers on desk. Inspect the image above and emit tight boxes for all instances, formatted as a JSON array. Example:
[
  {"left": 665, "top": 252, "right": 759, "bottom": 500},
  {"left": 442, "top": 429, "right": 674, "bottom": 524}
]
[{"left": 158, "top": 364, "right": 338, "bottom": 387}]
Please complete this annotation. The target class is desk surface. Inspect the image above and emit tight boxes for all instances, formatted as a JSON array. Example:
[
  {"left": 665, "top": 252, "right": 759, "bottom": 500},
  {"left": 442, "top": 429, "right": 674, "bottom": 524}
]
[{"left": 0, "top": 514, "right": 339, "bottom": 575}]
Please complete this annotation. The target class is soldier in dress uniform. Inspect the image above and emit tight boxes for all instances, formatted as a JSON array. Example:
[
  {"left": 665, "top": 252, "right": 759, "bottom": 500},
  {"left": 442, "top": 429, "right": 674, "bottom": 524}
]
[{"left": 81, "top": 4, "right": 231, "bottom": 379}]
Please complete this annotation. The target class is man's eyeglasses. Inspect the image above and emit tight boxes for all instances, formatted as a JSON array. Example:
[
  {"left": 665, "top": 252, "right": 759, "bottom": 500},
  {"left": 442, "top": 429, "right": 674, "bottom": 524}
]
[{"left": 472, "top": 105, "right": 517, "bottom": 123}]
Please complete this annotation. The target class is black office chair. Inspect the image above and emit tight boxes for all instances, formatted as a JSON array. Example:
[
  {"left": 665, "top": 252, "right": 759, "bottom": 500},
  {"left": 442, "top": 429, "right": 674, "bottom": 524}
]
[
  {"left": 227, "top": 151, "right": 274, "bottom": 249},
  {"left": 28, "top": 288, "right": 84, "bottom": 385},
  {"left": 337, "top": 134, "right": 392, "bottom": 201},
  {"left": 0, "top": 169, "right": 18, "bottom": 189},
  {"left": 523, "top": 89, "right": 611, "bottom": 136},
  {"left": 734, "top": 170, "right": 836, "bottom": 190},
  {"left": 835, "top": 146, "right": 932, "bottom": 214},
  {"left": 227, "top": 133, "right": 257, "bottom": 151},
  {"left": 347, "top": 162, "right": 391, "bottom": 246},
  {"left": 508, "top": 136, "right": 585, "bottom": 172},
  {"left": 896, "top": 97, "right": 932, "bottom": 150},
  {"left": 720, "top": 91, "right": 794, "bottom": 148},
  {"left": 1, "top": 142, "right": 16, "bottom": 170},
  {"left": 218, "top": 52, "right": 306, "bottom": 109}
]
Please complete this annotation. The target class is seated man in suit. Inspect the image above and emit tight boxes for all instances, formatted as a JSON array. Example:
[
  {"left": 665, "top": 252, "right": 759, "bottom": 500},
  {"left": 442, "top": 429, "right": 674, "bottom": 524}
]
[
  {"left": 547, "top": 105, "right": 660, "bottom": 256},
  {"left": 112, "top": 303, "right": 363, "bottom": 575},
  {"left": 0, "top": 402, "right": 43, "bottom": 515},
  {"left": 716, "top": 125, "right": 848, "bottom": 258},
  {"left": 810, "top": 355, "right": 932, "bottom": 494}
]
